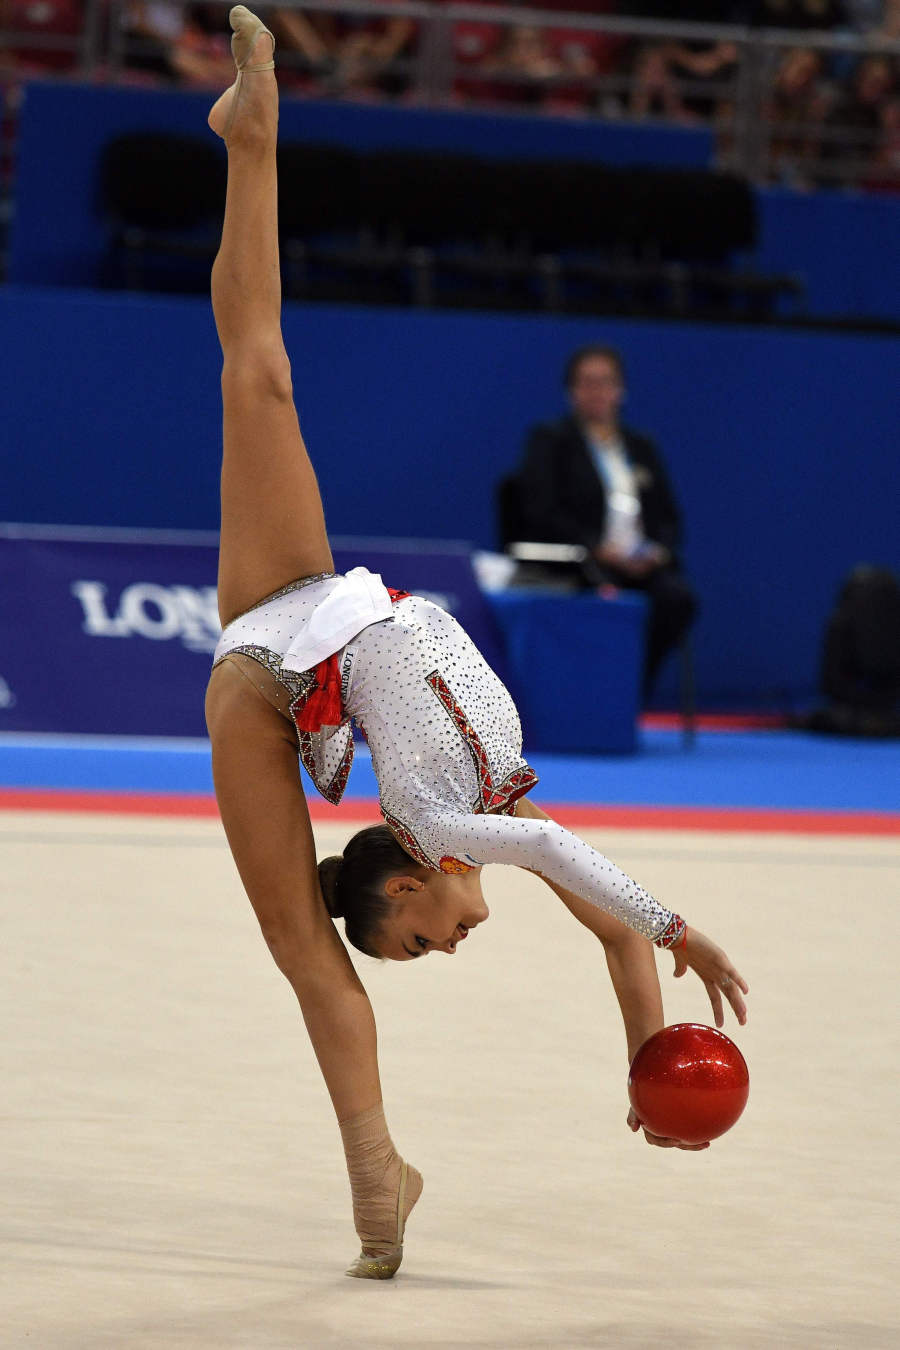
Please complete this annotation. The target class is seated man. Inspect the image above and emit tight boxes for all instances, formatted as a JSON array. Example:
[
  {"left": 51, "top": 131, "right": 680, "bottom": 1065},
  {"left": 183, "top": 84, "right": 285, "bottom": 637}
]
[{"left": 517, "top": 342, "right": 697, "bottom": 700}]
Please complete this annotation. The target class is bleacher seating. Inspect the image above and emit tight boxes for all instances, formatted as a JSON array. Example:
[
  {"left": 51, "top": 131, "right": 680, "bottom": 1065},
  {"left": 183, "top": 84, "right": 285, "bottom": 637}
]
[{"left": 101, "top": 136, "right": 803, "bottom": 319}]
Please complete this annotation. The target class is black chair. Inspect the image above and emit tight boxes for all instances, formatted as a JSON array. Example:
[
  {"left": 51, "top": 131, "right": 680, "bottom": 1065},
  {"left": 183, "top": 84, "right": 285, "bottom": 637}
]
[
  {"left": 496, "top": 472, "right": 697, "bottom": 745},
  {"left": 359, "top": 150, "right": 549, "bottom": 311},
  {"left": 98, "top": 138, "right": 802, "bottom": 319},
  {"left": 496, "top": 472, "right": 590, "bottom": 581},
  {"left": 275, "top": 142, "right": 401, "bottom": 303},
  {"left": 99, "top": 133, "right": 226, "bottom": 292}
]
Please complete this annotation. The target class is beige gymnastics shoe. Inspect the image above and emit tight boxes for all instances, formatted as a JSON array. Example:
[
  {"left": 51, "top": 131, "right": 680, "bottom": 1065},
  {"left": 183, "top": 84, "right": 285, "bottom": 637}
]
[
  {"left": 208, "top": 6, "right": 275, "bottom": 141},
  {"left": 345, "top": 1159, "right": 425, "bottom": 1280}
]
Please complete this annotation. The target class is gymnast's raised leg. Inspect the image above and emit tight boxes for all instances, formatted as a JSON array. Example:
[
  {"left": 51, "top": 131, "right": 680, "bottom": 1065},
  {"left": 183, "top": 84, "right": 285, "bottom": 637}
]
[{"left": 204, "top": 6, "right": 420, "bottom": 1278}]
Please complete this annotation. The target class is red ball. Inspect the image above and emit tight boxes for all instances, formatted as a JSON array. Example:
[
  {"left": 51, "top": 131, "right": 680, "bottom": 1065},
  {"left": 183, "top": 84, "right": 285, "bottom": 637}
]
[{"left": 628, "top": 1023, "right": 749, "bottom": 1145}]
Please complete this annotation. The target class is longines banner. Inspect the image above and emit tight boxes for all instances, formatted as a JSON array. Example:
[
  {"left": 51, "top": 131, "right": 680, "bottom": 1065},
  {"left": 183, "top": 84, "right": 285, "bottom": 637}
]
[{"left": 0, "top": 526, "right": 506, "bottom": 738}]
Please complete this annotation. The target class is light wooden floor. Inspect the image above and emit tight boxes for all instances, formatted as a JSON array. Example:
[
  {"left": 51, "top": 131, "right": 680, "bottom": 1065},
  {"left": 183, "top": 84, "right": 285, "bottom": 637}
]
[{"left": 3, "top": 810, "right": 898, "bottom": 1349}]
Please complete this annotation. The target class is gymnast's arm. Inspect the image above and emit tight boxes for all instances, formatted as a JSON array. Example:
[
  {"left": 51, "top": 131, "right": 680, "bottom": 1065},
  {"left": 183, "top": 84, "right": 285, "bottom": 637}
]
[
  {"left": 514, "top": 798, "right": 711, "bottom": 1152},
  {"left": 514, "top": 796, "right": 664, "bottom": 1063},
  {"left": 431, "top": 798, "right": 748, "bottom": 1028}
]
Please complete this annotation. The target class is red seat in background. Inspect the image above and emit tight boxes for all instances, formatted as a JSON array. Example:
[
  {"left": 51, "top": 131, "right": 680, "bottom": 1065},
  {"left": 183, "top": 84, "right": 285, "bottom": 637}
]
[
  {"left": 446, "top": 2, "right": 505, "bottom": 104},
  {"left": 5, "top": 0, "right": 84, "bottom": 73},
  {"left": 543, "top": 0, "right": 628, "bottom": 114}
]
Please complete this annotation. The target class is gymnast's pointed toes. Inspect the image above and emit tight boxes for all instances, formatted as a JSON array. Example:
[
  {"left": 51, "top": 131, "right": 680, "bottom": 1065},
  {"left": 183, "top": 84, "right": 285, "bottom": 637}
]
[
  {"left": 228, "top": 5, "right": 275, "bottom": 71},
  {"left": 345, "top": 1245, "right": 404, "bottom": 1280},
  {"left": 229, "top": 5, "right": 255, "bottom": 36}
]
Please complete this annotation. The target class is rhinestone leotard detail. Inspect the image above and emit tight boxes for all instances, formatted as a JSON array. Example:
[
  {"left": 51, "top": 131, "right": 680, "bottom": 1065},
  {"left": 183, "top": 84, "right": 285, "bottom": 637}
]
[
  {"left": 214, "top": 576, "right": 679, "bottom": 943},
  {"left": 344, "top": 595, "right": 678, "bottom": 944}
]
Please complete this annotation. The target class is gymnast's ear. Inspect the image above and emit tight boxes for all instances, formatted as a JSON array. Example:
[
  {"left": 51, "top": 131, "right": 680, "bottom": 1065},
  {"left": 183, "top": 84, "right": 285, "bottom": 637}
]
[{"left": 383, "top": 875, "right": 426, "bottom": 899}]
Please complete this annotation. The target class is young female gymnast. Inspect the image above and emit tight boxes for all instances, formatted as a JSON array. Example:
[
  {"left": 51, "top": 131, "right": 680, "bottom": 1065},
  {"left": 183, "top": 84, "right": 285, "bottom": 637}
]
[{"left": 205, "top": 7, "right": 749, "bottom": 1282}]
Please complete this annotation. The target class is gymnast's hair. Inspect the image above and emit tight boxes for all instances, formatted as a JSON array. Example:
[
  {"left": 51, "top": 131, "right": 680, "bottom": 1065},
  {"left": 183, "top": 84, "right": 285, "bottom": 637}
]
[{"left": 318, "top": 824, "right": 414, "bottom": 957}]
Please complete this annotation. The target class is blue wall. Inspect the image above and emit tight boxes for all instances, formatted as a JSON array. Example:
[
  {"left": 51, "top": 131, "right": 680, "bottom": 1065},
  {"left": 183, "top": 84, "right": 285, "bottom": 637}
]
[
  {"left": 2, "top": 286, "right": 898, "bottom": 708},
  {"left": 751, "top": 189, "right": 900, "bottom": 323}
]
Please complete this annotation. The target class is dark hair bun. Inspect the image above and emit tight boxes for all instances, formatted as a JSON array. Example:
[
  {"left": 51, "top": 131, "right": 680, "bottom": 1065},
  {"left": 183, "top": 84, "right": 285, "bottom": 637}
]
[{"left": 318, "top": 855, "right": 345, "bottom": 919}]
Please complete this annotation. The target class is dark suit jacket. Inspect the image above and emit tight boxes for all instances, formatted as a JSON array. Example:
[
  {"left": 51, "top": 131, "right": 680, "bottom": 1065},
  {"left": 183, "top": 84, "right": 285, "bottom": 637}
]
[{"left": 518, "top": 416, "right": 683, "bottom": 561}]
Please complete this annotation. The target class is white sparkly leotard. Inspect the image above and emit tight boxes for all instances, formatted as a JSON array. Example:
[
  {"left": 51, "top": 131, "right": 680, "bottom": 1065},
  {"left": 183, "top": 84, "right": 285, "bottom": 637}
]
[{"left": 213, "top": 569, "right": 684, "bottom": 947}]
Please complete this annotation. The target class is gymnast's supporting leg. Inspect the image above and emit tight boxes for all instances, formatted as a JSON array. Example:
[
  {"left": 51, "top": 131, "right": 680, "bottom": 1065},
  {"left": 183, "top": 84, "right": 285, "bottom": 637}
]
[
  {"left": 207, "top": 8, "right": 420, "bottom": 1276},
  {"left": 209, "top": 663, "right": 423, "bottom": 1278}
]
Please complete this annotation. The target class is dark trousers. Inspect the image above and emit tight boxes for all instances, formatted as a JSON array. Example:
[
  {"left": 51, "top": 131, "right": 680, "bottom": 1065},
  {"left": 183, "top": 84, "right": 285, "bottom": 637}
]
[{"left": 602, "top": 566, "right": 698, "bottom": 701}]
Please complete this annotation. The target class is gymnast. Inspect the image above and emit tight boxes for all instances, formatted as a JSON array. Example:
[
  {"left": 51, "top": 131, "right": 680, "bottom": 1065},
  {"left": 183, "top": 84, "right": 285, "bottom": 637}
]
[{"left": 205, "top": 7, "right": 749, "bottom": 1281}]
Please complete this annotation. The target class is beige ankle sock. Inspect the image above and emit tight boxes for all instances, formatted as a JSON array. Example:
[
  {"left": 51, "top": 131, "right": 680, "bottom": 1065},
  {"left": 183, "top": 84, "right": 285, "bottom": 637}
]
[{"left": 339, "top": 1102, "right": 423, "bottom": 1280}]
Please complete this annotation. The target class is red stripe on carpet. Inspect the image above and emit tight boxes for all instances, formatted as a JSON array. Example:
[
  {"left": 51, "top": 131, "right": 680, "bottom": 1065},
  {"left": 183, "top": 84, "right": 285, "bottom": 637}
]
[
  {"left": 544, "top": 804, "right": 900, "bottom": 835},
  {"left": 0, "top": 788, "right": 223, "bottom": 817},
  {"left": 640, "top": 712, "right": 789, "bottom": 731},
  {"left": 1, "top": 788, "right": 898, "bottom": 835}
]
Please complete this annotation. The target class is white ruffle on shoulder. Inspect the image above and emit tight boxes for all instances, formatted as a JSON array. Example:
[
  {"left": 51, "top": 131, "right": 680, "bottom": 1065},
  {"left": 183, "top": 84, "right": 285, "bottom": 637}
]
[{"left": 213, "top": 566, "right": 394, "bottom": 671}]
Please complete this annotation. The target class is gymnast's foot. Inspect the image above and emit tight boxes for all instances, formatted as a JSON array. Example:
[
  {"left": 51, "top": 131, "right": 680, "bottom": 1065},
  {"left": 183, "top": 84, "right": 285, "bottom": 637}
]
[
  {"left": 208, "top": 6, "right": 277, "bottom": 144},
  {"left": 340, "top": 1103, "right": 424, "bottom": 1280},
  {"left": 347, "top": 1157, "right": 424, "bottom": 1280}
]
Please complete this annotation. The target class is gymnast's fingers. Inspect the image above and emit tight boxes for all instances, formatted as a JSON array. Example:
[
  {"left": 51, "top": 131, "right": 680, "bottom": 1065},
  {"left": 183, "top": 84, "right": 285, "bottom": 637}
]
[
  {"left": 643, "top": 1128, "right": 677, "bottom": 1148},
  {"left": 643, "top": 1126, "right": 709, "bottom": 1151},
  {"left": 718, "top": 969, "right": 749, "bottom": 1025},
  {"left": 705, "top": 977, "right": 725, "bottom": 1028}
]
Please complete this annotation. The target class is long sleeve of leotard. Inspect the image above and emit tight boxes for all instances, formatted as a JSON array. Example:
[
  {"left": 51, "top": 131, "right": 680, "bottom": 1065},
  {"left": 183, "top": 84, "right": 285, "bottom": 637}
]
[{"left": 429, "top": 810, "right": 684, "bottom": 946}]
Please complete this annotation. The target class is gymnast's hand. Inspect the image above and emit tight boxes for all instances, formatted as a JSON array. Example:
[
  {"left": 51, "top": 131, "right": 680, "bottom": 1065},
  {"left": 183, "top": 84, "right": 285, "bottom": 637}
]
[
  {"left": 671, "top": 925, "right": 749, "bottom": 1029},
  {"left": 627, "top": 1106, "right": 710, "bottom": 1151}
]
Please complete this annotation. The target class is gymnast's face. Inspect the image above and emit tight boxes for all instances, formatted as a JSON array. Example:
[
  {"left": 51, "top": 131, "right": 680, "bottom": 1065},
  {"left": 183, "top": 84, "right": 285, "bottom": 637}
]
[{"left": 377, "top": 867, "right": 490, "bottom": 961}]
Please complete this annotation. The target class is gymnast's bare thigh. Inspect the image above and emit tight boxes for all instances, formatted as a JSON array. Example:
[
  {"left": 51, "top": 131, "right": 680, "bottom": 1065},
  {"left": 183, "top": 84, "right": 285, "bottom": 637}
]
[
  {"left": 206, "top": 659, "right": 331, "bottom": 942},
  {"left": 210, "top": 651, "right": 298, "bottom": 725},
  {"left": 205, "top": 657, "right": 299, "bottom": 805}
]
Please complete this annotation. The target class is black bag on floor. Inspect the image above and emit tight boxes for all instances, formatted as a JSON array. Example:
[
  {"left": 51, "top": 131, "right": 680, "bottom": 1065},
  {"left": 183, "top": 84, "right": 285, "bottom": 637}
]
[{"left": 805, "top": 565, "right": 900, "bottom": 737}]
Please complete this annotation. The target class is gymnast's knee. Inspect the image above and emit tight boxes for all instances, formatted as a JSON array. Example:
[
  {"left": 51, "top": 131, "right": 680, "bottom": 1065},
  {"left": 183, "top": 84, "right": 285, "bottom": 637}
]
[{"left": 221, "top": 343, "right": 293, "bottom": 405}]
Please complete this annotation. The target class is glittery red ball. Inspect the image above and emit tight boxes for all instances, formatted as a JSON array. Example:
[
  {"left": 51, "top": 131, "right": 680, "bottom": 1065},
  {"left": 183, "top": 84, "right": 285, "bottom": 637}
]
[{"left": 628, "top": 1023, "right": 749, "bottom": 1145}]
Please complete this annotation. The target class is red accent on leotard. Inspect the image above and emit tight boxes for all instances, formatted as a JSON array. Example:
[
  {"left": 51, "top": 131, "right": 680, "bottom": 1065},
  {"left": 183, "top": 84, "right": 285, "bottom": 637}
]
[{"left": 292, "top": 588, "right": 411, "bottom": 735}]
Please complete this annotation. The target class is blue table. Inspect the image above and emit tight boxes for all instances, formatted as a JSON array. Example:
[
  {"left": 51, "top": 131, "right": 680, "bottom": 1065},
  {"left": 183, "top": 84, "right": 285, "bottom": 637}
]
[{"left": 486, "top": 590, "right": 648, "bottom": 755}]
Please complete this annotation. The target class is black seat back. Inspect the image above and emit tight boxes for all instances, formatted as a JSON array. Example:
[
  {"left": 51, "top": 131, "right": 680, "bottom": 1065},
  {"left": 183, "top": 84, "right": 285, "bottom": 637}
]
[
  {"left": 100, "top": 133, "right": 226, "bottom": 229},
  {"left": 496, "top": 472, "right": 528, "bottom": 550},
  {"left": 276, "top": 142, "right": 360, "bottom": 238}
]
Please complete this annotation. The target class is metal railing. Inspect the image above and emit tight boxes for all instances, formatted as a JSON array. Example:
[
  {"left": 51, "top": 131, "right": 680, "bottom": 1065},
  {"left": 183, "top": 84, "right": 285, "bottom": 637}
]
[{"left": 1, "top": 1, "right": 899, "bottom": 192}]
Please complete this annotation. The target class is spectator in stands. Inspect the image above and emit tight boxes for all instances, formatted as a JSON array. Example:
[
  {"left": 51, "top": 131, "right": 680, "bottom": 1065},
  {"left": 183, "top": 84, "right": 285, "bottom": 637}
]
[
  {"left": 121, "top": 4, "right": 234, "bottom": 86},
  {"left": 666, "top": 39, "right": 739, "bottom": 119},
  {"left": 482, "top": 23, "right": 562, "bottom": 107},
  {"left": 828, "top": 52, "right": 896, "bottom": 140},
  {"left": 868, "top": 93, "right": 900, "bottom": 186},
  {"left": 323, "top": 1, "right": 417, "bottom": 98},
  {"left": 817, "top": 52, "right": 895, "bottom": 177},
  {"left": 870, "top": 0, "right": 900, "bottom": 41},
  {"left": 843, "top": 0, "right": 883, "bottom": 31},
  {"left": 629, "top": 1, "right": 741, "bottom": 122},
  {"left": 629, "top": 42, "right": 688, "bottom": 120},
  {"left": 765, "top": 46, "right": 831, "bottom": 182},
  {"left": 875, "top": 1, "right": 900, "bottom": 181},
  {"left": 447, "top": 0, "right": 626, "bottom": 114},
  {"left": 750, "top": 0, "right": 846, "bottom": 26},
  {"left": 516, "top": 343, "right": 697, "bottom": 701},
  {"left": 630, "top": 37, "right": 739, "bottom": 121},
  {"left": 120, "top": 2, "right": 180, "bottom": 82},
  {"left": 448, "top": 1, "right": 506, "bottom": 104},
  {"left": 540, "top": 0, "right": 628, "bottom": 116},
  {"left": 268, "top": 7, "right": 339, "bottom": 85}
]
